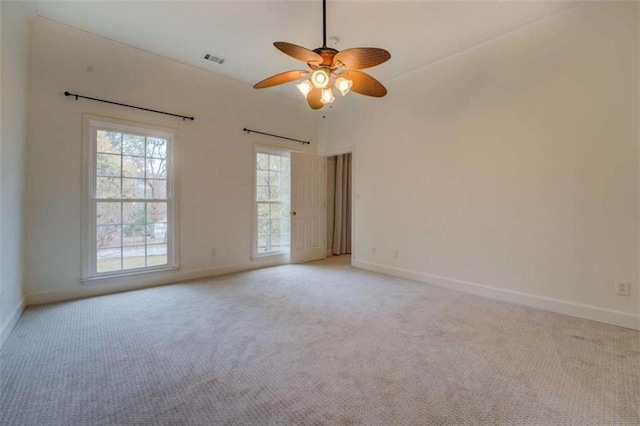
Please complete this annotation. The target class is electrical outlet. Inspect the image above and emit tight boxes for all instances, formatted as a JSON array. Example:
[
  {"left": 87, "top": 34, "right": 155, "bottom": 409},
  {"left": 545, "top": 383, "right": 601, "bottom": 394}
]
[
  {"left": 210, "top": 248, "right": 217, "bottom": 258},
  {"left": 392, "top": 250, "right": 398, "bottom": 259},
  {"left": 371, "top": 246, "right": 376, "bottom": 255},
  {"left": 615, "top": 281, "right": 630, "bottom": 296}
]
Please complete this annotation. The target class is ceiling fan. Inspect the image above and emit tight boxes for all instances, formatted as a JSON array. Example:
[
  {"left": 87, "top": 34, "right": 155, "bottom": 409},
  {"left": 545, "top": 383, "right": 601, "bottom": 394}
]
[{"left": 253, "top": 0, "right": 391, "bottom": 110}]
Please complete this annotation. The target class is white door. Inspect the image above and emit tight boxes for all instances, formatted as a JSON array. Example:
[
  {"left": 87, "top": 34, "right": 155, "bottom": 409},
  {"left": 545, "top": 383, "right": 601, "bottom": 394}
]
[{"left": 290, "top": 152, "right": 326, "bottom": 263}]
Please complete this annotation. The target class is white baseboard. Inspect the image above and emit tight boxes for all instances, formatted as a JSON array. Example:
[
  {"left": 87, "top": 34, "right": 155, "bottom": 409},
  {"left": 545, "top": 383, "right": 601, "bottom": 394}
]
[
  {"left": 0, "top": 298, "right": 25, "bottom": 349},
  {"left": 25, "top": 257, "right": 289, "bottom": 306},
  {"left": 353, "top": 259, "right": 640, "bottom": 331}
]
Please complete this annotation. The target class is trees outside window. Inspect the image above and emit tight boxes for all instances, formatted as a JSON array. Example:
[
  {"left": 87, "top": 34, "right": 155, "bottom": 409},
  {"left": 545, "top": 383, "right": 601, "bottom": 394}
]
[
  {"left": 255, "top": 148, "right": 290, "bottom": 255},
  {"left": 83, "top": 118, "right": 176, "bottom": 279}
]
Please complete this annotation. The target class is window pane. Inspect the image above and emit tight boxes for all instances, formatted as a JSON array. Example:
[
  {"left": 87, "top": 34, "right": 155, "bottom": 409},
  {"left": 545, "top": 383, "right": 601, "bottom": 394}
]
[
  {"left": 270, "top": 233, "right": 281, "bottom": 249},
  {"left": 269, "top": 171, "right": 281, "bottom": 190},
  {"left": 147, "top": 137, "right": 167, "bottom": 159},
  {"left": 270, "top": 203, "right": 283, "bottom": 220},
  {"left": 146, "top": 157, "right": 167, "bottom": 179},
  {"left": 148, "top": 223, "right": 167, "bottom": 244},
  {"left": 146, "top": 179, "right": 167, "bottom": 199},
  {"left": 122, "top": 202, "right": 145, "bottom": 225},
  {"left": 97, "top": 153, "right": 121, "bottom": 177},
  {"left": 257, "top": 236, "right": 268, "bottom": 252},
  {"left": 96, "top": 225, "right": 121, "bottom": 249},
  {"left": 269, "top": 186, "right": 280, "bottom": 201},
  {"left": 122, "top": 134, "right": 145, "bottom": 156},
  {"left": 122, "top": 156, "right": 145, "bottom": 178},
  {"left": 258, "top": 219, "right": 270, "bottom": 236},
  {"left": 97, "top": 202, "right": 121, "bottom": 225},
  {"left": 97, "top": 177, "right": 121, "bottom": 198},
  {"left": 257, "top": 170, "right": 269, "bottom": 186},
  {"left": 256, "top": 186, "right": 270, "bottom": 202},
  {"left": 147, "top": 202, "right": 167, "bottom": 224},
  {"left": 122, "top": 224, "right": 133, "bottom": 245},
  {"left": 122, "top": 178, "right": 146, "bottom": 199},
  {"left": 97, "top": 248, "right": 121, "bottom": 273},
  {"left": 122, "top": 224, "right": 145, "bottom": 247},
  {"left": 123, "top": 246, "right": 145, "bottom": 270},
  {"left": 257, "top": 153, "right": 269, "bottom": 170},
  {"left": 147, "top": 244, "right": 167, "bottom": 266},
  {"left": 281, "top": 217, "right": 291, "bottom": 234},
  {"left": 257, "top": 203, "right": 269, "bottom": 220},
  {"left": 281, "top": 156, "right": 290, "bottom": 176},
  {"left": 269, "top": 155, "right": 281, "bottom": 171},
  {"left": 97, "top": 131, "right": 121, "bottom": 154}
]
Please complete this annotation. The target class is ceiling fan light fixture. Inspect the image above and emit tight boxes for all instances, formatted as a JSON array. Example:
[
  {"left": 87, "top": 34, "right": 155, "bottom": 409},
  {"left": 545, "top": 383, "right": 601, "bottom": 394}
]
[
  {"left": 311, "top": 68, "right": 331, "bottom": 89},
  {"left": 296, "top": 80, "right": 314, "bottom": 98},
  {"left": 253, "top": 0, "right": 390, "bottom": 109},
  {"left": 320, "top": 87, "right": 335, "bottom": 105},
  {"left": 335, "top": 76, "right": 353, "bottom": 96}
]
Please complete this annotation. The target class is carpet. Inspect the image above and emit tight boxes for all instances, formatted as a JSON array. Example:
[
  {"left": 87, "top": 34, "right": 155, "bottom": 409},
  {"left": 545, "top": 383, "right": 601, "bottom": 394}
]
[{"left": 1, "top": 256, "right": 639, "bottom": 425}]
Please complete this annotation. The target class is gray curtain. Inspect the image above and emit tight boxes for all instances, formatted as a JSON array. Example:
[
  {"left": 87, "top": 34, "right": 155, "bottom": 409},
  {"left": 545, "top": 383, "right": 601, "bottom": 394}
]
[{"left": 332, "top": 153, "right": 352, "bottom": 255}]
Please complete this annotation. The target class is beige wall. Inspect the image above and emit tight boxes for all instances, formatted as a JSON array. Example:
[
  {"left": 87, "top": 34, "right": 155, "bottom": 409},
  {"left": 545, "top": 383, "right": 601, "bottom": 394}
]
[
  {"left": 23, "top": 19, "right": 318, "bottom": 304},
  {"left": 1, "top": 2, "right": 32, "bottom": 345},
  {"left": 321, "top": 2, "right": 640, "bottom": 328}
]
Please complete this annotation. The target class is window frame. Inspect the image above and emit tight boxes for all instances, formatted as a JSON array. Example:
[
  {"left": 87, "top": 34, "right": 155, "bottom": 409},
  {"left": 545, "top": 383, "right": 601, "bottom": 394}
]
[
  {"left": 252, "top": 146, "right": 291, "bottom": 259},
  {"left": 81, "top": 115, "right": 179, "bottom": 282}
]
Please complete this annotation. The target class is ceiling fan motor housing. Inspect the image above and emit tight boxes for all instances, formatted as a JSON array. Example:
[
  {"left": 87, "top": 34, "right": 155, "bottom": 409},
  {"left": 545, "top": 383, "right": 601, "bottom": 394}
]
[{"left": 312, "top": 47, "right": 339, "bottom": 68}]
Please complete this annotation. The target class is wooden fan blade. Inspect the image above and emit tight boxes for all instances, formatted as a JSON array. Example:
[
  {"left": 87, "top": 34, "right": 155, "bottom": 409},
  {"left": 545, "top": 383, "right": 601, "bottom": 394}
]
[
  {"left": 253, "top": 70, "right": 309, "bottom": 89},
  {"left": 274, "top": 42, "right": 323, "bottom": 65},
  {"left": 307, "top": 88, "right": 324, "bottom": 110},
  {"left": 339, "top": 70, "right": 387, "bottom": 97},
  {"left": 333, "top": 48, "right": 391, "bottom": 70}
]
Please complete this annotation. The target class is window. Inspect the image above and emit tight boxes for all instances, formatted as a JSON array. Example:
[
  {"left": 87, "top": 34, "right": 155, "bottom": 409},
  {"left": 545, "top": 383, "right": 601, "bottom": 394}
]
[
  {"left": 254, "top": 148, "right": 291, "bottom": 256},
  {"left": 83, "top": 117, "right": 177, "bottom": 280}
]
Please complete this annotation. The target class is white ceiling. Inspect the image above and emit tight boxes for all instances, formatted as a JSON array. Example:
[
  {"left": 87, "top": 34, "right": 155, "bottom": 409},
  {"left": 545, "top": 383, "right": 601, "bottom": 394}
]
[{"left": 34, "top": 1, "right": 580, "bottom": 99}]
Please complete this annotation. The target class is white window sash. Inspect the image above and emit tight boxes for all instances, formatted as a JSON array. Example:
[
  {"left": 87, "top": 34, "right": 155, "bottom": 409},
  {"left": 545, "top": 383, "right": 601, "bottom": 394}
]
[
  {"left": 253, "top": 146, "right": 291, "bottom": 258},
  {"left": 82, "top": 115, "right": 178, "bottom": 282}
]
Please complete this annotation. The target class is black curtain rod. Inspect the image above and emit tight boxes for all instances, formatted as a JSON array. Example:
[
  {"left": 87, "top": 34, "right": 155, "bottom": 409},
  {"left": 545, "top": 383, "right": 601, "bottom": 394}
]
[
  {"left": 64, "top": 91, "right": 195, "bottom": 121},
  {"left": 243, "top": 128, "right": 310, "bottom": 145}
]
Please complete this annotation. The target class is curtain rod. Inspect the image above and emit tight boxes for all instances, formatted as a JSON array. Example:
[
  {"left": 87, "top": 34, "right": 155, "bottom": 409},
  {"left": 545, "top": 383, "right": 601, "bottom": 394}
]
[
  {"left": 64, "top": 91, "right": 195, "bottom": 121},
  {"left": 243, "top": 128, "right": 310, "bottom": 145}
]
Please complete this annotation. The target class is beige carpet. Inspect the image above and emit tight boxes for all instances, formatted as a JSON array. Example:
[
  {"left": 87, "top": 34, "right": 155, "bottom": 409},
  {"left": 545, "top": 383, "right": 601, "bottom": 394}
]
[{"left": 1, "top": 256, "right": 639, "bottom": 425}]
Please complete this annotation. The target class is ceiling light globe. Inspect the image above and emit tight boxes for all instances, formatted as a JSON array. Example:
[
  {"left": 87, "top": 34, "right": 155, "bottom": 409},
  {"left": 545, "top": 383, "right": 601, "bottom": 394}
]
[
  {"left": 311, "top": 68, "right": 331, "bottom": 89},
  {"left": 296, "top": 80, "right": 314, "bottom": 98},
  {"left": 320, "top": 88, "right": 335, "bottom": 105},
  {"left": 335, "top": 76, "right": 353, "bottom": 96}
]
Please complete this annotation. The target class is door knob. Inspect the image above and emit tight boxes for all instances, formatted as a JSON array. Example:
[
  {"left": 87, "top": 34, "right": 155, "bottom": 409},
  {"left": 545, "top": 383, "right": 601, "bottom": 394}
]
[{"left": 291, "top": 211, "right": 297, "bottom": 216}]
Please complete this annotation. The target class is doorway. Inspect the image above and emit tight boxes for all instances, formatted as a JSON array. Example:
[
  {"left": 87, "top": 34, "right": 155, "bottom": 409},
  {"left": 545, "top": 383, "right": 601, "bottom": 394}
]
[{"left": 253, "top": 147, "right": 337, "bottom": 264}]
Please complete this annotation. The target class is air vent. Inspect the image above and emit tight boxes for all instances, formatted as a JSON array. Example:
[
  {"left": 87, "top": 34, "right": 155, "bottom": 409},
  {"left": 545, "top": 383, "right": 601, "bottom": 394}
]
[{"left": 203, "top": 52, "right": 225, "bottom": 64}]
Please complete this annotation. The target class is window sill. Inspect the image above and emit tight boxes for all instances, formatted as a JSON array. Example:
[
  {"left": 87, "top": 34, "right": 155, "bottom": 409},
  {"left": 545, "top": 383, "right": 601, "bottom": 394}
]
[{"left": 82, "top": 266, "right": 179, "bottom": 285}]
